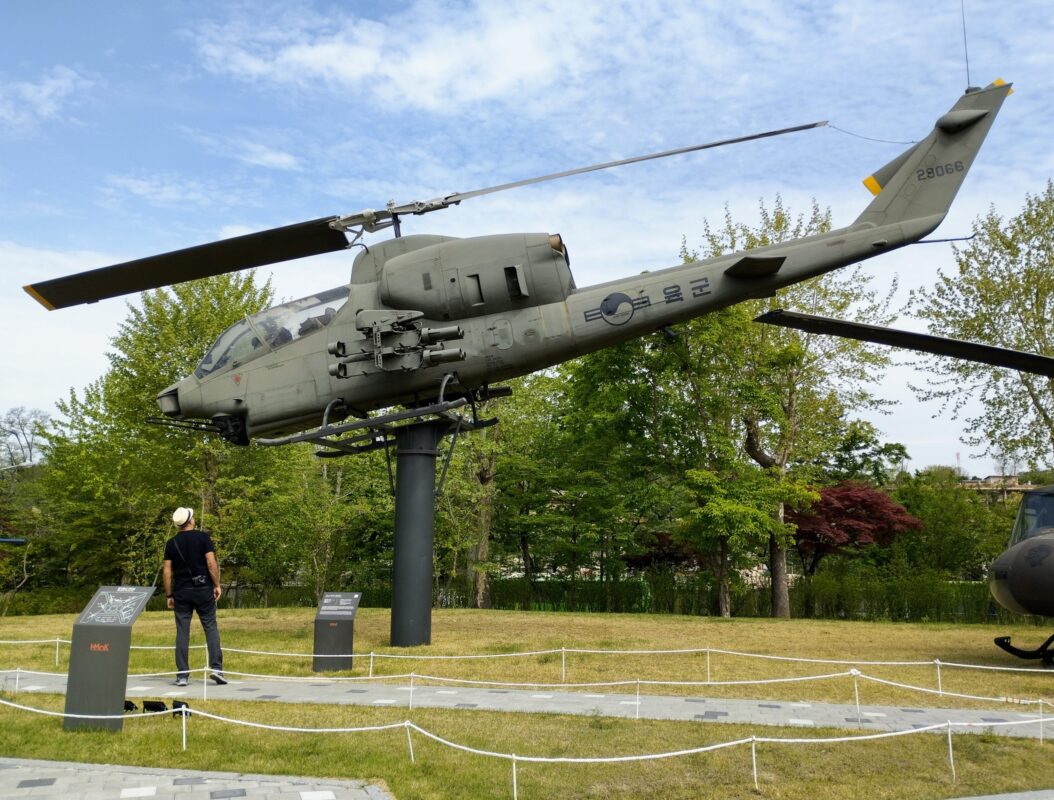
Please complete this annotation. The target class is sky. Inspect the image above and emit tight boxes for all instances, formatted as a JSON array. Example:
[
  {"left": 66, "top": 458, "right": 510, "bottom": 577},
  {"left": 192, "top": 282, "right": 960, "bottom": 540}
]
[{"left": 2, "top": 1, "right": 1053, "bottom": 476}]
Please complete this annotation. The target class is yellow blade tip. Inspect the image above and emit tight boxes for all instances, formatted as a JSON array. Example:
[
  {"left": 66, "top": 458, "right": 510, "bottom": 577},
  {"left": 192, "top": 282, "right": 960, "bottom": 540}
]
[
  {"left": 992, "top": 77, "right": 1014, "bottom": 95},
  {"left": 863, "top": 175, "right": 882, "bottom": 196},
  {"left": 23, "top": 284, "right": 56, "bottom": 311}
]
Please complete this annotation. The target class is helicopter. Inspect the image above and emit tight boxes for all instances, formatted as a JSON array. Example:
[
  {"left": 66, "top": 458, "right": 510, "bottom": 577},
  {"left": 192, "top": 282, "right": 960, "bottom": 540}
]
[
  {"left": 23, "top": 80, "right": 1011, "bottom": 647},
  {"left": 24, "top": 80, "right": 1011, "bottom": 455}
]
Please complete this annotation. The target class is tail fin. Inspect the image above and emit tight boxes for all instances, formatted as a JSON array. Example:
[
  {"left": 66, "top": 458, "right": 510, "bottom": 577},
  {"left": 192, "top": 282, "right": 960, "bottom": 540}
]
[{"left": 853, "top": 79, "right": 1012, "bottom": 231}]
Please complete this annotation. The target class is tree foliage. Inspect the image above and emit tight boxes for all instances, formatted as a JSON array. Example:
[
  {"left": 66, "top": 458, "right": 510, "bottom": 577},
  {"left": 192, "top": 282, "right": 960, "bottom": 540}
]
[
  {"left": 787, "top": 481, "right": 921, "bottom": 575},
  {"left": 911, "top": 181, "right": 1054, "bottom": 466}
]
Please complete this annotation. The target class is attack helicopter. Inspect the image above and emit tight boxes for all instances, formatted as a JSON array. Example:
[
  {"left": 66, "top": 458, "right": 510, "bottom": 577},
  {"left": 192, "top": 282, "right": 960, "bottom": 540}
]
[
  {"left": 24, "top": 80, "right": 1012, "bottom": 647},
  {"left": 24, "top": 80, "right": 1011, "bottom": 456}
]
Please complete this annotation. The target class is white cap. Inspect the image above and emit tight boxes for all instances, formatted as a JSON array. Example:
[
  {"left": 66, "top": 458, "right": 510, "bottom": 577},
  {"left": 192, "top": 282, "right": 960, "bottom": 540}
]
[{"left": 171, "top": 507, "right": 194, "bottom": 527}]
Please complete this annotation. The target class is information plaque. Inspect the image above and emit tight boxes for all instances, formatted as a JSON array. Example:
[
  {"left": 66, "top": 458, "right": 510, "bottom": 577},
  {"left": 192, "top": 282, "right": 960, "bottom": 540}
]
[
  {"left": 64, "top": 585, "right": 154, "bottom": 731},
  {"left": 313, "top": 592, "right": 360, "bottom": 672}
]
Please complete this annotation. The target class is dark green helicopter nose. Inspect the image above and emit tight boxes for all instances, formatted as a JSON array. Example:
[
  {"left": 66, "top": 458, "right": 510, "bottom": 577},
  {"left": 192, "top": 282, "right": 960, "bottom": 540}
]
[{"left": 990, "top": 531, "right": 1054, "bottom": 617}]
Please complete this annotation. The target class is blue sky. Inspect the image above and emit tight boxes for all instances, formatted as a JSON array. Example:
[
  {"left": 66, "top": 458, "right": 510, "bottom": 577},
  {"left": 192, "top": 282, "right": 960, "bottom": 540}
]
[{"left": 2, "top": 1, "right": 1053, "bottom": 475}]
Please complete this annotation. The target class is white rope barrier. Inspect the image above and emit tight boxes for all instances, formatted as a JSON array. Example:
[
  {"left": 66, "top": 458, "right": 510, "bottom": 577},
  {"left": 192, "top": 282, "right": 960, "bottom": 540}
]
[
  {"left": 0, "top": 695, "right": 171, "bottom": 721},
  {"left": 2, "top": 693, "right": 1050, "bottom": 799},
  {"left": 0, "top": 638, "right": 70, "bottom": 645},
  {"left": 5, "top": 663, "right": 1051, "bottom": 711},
  {"left": 6, "top": 637, "right": 1053, "bottom": 675}
]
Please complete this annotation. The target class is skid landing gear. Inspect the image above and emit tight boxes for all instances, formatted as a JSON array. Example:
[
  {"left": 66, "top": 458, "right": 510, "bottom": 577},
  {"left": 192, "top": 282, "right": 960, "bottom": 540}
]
[{"left": 994, "top": 633, "right": 1054, "bottom": 666}]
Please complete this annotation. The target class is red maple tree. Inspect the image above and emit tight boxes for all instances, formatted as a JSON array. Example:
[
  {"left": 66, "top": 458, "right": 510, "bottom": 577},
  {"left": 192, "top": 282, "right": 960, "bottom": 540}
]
[{"left": 787, "top": 481, "right": 922, "bottom": 575}]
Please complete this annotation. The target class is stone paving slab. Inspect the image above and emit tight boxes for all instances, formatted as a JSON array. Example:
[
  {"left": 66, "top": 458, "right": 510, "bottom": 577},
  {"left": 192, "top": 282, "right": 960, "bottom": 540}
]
[
  {"left": 0, "top": 757, "right": 393, "bottom": 800},
  {"left": 3, "top": 668, "right": 1048, "bottom": 739}
]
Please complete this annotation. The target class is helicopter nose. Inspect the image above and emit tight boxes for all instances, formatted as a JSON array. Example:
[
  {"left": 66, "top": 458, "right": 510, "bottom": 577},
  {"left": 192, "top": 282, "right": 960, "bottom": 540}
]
[
  {"left": 156, "top": 377, "right": 203, "bottom": 419},
  {"left": 990, "top": 532, "right": 1054, "bottom": 617},
  {"left": 157, "top": 384, "right": 180, "bottom": 417}
]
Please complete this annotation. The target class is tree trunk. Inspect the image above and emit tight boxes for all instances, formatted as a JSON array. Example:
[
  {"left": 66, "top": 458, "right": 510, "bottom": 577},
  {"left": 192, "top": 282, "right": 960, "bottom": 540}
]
[
  {"left": 716, "top": 536, "right": 731, "bottom": 618},
  {"left": 769, "top": 532, "right": 790, "bottom": 618},
  {"left": 519, "top": 531, "right": 534, "bottom": 611},
  {"left": 471, "top": 499, "right": 493, "bottom": 609}
]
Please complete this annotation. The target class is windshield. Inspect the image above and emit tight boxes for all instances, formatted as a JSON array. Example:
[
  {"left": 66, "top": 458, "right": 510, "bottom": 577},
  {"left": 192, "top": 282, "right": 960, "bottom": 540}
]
[
  {"left": 195, "top": 286, "right": 350, "bottom": 378},
  {"left": 1009, "top": 491, "right": 1054, "bottom": 546}
]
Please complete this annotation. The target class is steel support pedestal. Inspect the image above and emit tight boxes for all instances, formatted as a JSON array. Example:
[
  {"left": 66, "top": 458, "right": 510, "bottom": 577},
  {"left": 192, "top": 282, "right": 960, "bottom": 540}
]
[{"left": 389, "top": 419, "right": 453, "bottom": 647}]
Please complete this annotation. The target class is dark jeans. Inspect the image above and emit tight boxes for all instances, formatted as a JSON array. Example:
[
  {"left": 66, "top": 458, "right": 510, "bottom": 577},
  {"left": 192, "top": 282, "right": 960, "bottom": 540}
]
[{"left": 173, "top": 585, "right": 223, "bottom": 678}]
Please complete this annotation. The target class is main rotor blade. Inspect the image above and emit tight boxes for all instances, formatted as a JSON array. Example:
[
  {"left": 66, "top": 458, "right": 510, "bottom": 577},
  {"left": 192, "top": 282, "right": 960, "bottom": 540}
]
[
  {"left": 24, "top": 216, "right": 349, "bottom": 310},
  {"left": 438, "top": 121, "right": 829, "bottom": 207},
  {"left": 755, "top": 309, "right": 1054, "bottom": 377}
]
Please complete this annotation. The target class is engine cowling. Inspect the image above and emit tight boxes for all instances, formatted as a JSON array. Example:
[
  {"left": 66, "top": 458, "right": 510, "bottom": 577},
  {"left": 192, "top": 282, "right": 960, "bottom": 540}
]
[{"left": 378, "top": 232, "right": 573, "bottom": 321}]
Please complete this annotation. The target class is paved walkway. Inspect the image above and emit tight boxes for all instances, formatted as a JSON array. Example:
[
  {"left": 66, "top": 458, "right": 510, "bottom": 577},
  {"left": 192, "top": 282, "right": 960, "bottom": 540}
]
[
  {"left": 0, "top": 757, "right": 392, "bottom": 799},
  {"left": 3, "top": 668, "right": 1048, "bottom": 739}
]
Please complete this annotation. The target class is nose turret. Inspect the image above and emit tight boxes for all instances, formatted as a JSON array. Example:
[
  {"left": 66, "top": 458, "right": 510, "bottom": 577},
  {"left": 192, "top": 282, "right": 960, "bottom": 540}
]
[{"left": 156, "top": 376, "right": 203, "bottom": 419}]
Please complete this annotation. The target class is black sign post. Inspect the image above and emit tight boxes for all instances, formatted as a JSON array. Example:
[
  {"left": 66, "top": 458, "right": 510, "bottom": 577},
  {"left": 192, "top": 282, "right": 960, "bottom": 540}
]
[
  {"left": 63, "top": 586, "right": 154, "bottom": 731},
  {"left": 313, "top": 592, "right": 361, "bottom": 672}
]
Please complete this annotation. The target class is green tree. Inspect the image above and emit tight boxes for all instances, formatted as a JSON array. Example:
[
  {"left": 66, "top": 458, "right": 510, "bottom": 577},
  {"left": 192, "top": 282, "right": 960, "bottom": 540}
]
[
  {"left": 684, "top": 197, "right": 897, "bottom": 616},
  {"left": 892, "top": 466, "right": 1015, "bottom": 579},
  {"left": 813, "top": 420, "right": 909, "bottom": 485},
  {"left": 39, "top": 274, "right": 275, "bottom": 587},
  {"left": 675, "top": 466, "right": 815, "bottom": 616},
  {"left": 911, "top": 181, "right": 1054, "bottom": 466}
]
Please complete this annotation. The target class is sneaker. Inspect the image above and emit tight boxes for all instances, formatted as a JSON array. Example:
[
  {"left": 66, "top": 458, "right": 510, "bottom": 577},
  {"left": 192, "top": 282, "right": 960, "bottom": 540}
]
[
  {"left": 173, "top": 676, "right": 188, "bottom": 687},
  {"left": 209, "top": 672, "right": 228, "bottom": 685}
]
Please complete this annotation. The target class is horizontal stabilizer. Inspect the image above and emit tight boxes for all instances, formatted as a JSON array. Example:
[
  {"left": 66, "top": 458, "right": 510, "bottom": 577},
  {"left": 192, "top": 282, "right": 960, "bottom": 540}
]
[
  {"left": 863, "top": 143, "right": 922, "bottom": 196},
  {"left": 755, "top": 310, "right": 1054, "bottom": 377},
  {"left": 724, "top": 255, "right": 785, "bottom": 279},
  {"left": 23, "top": 217, "right": 349, "bottom": 310}
]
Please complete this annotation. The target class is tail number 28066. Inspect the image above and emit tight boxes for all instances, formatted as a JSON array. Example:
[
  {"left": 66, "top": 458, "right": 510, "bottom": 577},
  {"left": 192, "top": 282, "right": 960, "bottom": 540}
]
[{"left": 917, "top": 161, "right": 965, "bottom": 181}]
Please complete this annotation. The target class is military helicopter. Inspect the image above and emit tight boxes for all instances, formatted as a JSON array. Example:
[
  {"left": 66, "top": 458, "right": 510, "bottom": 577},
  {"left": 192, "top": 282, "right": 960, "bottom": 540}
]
[
  {"left": 25, "top": 81, "right": 1011, "bottom": 452},
  {"left": 24, "top": 79, "right": 1012, "bottom": 645}
]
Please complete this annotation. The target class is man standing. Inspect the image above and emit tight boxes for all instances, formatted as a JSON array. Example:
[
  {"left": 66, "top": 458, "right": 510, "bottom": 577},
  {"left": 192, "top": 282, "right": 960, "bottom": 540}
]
[{"left": 163, "top": 507, "right": 227, "bottom": 686}]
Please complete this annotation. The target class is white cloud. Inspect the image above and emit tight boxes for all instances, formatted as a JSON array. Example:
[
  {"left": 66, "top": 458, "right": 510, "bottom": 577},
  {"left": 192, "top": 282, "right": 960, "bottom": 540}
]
[
  {"left": 0, "top": 242, "right": 119, "bottom": 415},
  {"left": 0, "top": 65, "right": 92, "bottom": 133},
  {"left": 191, "top": 2, "right": 741, "bottom": 115},
  {"left": 178, "top": 125, "right": 302, "bottom": 171},
  {"left": 101, "top": 172, "right": 265, "bottom": 210},
  {"left": 238, "top": 141, "right": 300, "bottom": 170}
]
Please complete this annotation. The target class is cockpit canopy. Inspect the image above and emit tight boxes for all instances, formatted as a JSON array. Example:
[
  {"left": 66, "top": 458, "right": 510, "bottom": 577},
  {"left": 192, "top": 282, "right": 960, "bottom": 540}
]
[
  {"left": 1009, "top": 488, "right": 1054, "bottom": 546},
  {"left": 195, "top": 286, "right": 350, "bottom": 379}
]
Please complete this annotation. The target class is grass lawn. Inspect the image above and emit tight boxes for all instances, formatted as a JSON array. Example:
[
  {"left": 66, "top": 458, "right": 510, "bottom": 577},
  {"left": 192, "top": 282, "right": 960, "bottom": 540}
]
[{"left": 2, "top": 608, "right": 1054, "bottom": 798}]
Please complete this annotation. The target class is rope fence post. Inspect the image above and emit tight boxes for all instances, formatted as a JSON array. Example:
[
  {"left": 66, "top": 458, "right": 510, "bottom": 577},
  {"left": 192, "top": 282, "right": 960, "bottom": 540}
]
[
  {"left": 409, "top": 673, "right": 415, "bottom": 712},
  {"left": 851, "top": 669, "right": 861, "bottom": 719},
  {"left": 706, "top": 647, "right": 711, "bottom": 683},
  {"left": 1039, "top": 700, "right": 1045, "bottom": 745},
  {"left": 935, "top": 659, "right": 943, "bottom": 696},
  {"left": 181, "top": 706, "right": 188, "bottom": 751},
  {"left": 55, "top": 637, "right": 60, "bottom": 667},
  {"left": 636, "top": 679, "right": 641, "bottom": 720},
  {"left": 512, "top": 754, "right": 519, "bottom": 800},
  {"left": 561, "top": 647, "right": 566, "bottom": 683},
  {"left": 946, "top": 722, "right": 956, "bottom": 782},
  {"left": 751, "top": 737, "right": 759, "bottom": 791},
  {"left": 14, "top": 667, "right": 19, "bottom": 694},
  {"left": 405, "top": 722, "right": 416, "bottom": 764},
  {"left": 369, "top": 652, "right": 375, "bottom": 679}
]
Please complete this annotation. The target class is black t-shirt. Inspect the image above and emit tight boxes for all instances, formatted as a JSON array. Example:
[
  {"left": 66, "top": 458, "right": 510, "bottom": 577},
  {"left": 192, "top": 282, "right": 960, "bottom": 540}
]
[{"left": 164, "top": 529, "right": 216, "bottom": 590}]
